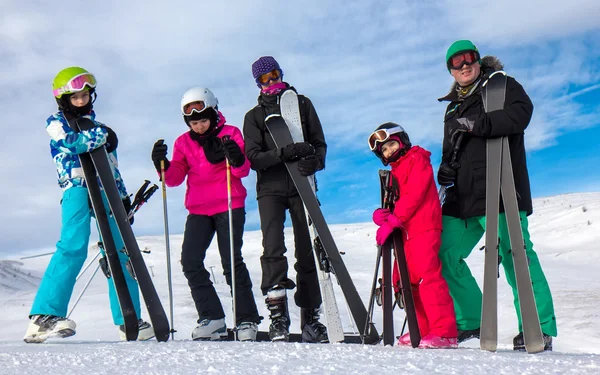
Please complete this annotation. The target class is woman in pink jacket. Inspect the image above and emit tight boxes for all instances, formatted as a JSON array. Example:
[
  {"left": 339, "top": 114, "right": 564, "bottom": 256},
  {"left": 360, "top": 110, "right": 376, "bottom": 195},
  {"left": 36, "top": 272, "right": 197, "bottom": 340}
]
[{"left": 151, "top": 87, "right": 261, "bottom": 341}]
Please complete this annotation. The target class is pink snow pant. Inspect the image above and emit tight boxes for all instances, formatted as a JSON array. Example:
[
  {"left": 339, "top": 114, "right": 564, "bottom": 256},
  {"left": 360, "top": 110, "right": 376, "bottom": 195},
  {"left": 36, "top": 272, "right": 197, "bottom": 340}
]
[{"left": 393, "top": 229, "right": 457, "bottom": 338}]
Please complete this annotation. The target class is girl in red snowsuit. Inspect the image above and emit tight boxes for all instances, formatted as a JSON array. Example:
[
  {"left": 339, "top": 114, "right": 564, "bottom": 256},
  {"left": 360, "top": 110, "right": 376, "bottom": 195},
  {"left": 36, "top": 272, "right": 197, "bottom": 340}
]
[{"left": 369, "top": 122, "right": 458, "bottom": 348}]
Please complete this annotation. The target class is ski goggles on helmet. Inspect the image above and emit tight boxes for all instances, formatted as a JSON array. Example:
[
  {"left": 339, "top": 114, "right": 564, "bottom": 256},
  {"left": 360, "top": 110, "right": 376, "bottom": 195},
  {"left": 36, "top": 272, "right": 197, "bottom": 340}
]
[
  {"left": 368, "top": 126, "right": 405, "bottom": 151},
  {"left": 182, "top": 101, "right": 210, "bottom": 116},
  {"left": 447, "top": 50, "right": 480, "bottom": 70},
  {"left": 52, "top": 73, "right": 97, "bottom": 98},
  {"left": 257, "top": 69, "right": 282, "bottom": 85}
]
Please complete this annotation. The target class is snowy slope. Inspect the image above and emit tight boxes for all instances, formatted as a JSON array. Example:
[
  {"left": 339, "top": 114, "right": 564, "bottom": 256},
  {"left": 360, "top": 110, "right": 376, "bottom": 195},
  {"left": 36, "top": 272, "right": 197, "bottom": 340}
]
[{"left": 0, "top": 193, "right": 599, "bottom": 374}]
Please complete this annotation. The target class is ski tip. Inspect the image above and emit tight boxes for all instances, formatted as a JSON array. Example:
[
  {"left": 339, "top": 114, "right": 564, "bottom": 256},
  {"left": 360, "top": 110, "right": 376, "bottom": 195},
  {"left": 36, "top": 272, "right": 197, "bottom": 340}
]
[
  {"left": 265, "top": 113, "right": 282, "bottom": 121},
  {"left": 489, "top": 70, "right": 507, "bottom": 78},
  {"left": 483, "top": 70, "right": 508, "bottom": 88}
]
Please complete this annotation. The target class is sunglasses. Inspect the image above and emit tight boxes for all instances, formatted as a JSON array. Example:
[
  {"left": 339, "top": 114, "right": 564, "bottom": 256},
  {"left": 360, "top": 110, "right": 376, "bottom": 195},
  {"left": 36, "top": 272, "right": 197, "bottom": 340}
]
[
  {"left": 447, "top": 51, "right": 480, "bottom": 70},
  {"left": 368, "top": 127, "right": 404, "bottom": 151},
  {"left": 53, "top": 73, "right": 97, "bottom": 98},
  {"left": 257, "top": 69, "right": 282, "bottom": 85},
  {"left": 182, "top": 101, "right": 209, "bottom": 116}
]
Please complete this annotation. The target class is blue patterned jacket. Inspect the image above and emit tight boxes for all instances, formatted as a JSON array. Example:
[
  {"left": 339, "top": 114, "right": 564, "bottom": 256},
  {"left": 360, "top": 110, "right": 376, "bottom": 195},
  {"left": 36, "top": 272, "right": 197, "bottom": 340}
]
[{"left": 46, "top": 111, "right": 128, "bottom": 198}]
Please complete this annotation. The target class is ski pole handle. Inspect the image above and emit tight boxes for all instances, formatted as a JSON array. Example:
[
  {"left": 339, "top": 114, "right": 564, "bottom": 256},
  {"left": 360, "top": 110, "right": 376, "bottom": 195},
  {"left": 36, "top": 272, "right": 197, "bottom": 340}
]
[{"left": 450, "top": 133, "right": 465, "bottom": 168}]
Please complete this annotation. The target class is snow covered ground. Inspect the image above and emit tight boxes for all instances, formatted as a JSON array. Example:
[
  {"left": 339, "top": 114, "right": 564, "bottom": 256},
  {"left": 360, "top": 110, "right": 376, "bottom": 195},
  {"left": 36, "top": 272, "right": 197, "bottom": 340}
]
[{"left": 1, "top": 193, "right": 599, "bottom": 374}]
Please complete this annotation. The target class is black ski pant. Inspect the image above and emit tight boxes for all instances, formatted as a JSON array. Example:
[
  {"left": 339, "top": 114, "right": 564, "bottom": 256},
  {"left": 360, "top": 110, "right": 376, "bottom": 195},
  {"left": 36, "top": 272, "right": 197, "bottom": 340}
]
[
  {"left": 181, "top": 208, "right": 261, "bottom": 324},
  {"left": 258, "top": 194, "right": 322, "bottom": 308}
]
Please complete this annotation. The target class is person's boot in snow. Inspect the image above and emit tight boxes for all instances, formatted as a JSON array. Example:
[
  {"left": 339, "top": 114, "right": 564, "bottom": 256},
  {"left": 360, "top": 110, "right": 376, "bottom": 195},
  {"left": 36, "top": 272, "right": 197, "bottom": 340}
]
[
  {"left": 266, "top": 286, "right": 290, "bottom": 342},
  {"left": 300, "top": 307, "right": 328, "bottom": 343},
  {"left": 191, "top": 318, "right": 227, "bottom": 341},
  {"left": 513, "top": 332, "right": 552, "bottom": 351},
  {"left": 397, "top": 332, "right": 412, "bottom": 346},
  {"left": 23, "top": 315, "right": 76, "bottom": 343},
  {"left": 236, "top": 321, "right": 259, "bottom": 342},
  {"left": 457, "top": 328, "right": 480, "bottom": 343},
  {"left": 119, "top": 319, "right": 155, "bottom": 341},
  {"left": 418, "top": 334, "right": 458, "bottom": 349}
]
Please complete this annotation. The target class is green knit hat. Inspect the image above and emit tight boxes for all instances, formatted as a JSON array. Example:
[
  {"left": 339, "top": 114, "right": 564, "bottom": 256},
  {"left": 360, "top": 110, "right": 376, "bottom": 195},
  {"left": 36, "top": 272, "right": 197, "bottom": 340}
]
[{"left": 445, "top": 40, "right": 480, "bottom": 71}]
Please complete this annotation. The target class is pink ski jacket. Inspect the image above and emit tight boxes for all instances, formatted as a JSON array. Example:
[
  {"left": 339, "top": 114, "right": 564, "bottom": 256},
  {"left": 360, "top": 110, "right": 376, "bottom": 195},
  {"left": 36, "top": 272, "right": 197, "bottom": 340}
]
[
  {"left": 162, "top": 112, "right": 250, "bottom": 216},
  {"left": 389, "top": 146, "right": 443, "bottom": 238}
]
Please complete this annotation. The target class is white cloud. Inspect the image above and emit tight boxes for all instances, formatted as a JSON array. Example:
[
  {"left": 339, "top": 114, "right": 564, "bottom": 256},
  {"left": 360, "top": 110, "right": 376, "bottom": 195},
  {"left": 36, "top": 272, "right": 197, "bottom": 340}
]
[{"left": 1, "top": 0, "right": 599, "bottom": 253}]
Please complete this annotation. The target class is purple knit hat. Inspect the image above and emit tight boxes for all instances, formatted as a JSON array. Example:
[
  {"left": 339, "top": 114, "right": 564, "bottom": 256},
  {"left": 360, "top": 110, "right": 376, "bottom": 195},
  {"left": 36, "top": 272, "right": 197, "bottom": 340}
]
[{"left": 252, "top": 56, "right": 284, "bottom": 87}]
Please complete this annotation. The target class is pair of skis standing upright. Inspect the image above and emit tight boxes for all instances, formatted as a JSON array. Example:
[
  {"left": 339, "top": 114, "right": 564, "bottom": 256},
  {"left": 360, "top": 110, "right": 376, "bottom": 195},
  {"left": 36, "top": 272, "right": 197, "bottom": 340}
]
[{"left": 71, "top": 118, "right": 171, "bottom": 342}]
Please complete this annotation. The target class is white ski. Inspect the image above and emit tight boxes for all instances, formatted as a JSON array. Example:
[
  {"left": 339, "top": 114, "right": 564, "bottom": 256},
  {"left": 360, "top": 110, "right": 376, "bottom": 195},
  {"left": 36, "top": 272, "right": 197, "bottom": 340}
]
[{"left": 280, "top": 90, "right": 345, "bottom": 343}]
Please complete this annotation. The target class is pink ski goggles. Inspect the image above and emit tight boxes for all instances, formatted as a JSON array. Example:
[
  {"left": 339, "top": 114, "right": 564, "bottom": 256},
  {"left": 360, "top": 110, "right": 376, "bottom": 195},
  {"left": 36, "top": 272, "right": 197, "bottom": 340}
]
[{"left": 53, "top": 73, "right": 97, "bottom": 98}]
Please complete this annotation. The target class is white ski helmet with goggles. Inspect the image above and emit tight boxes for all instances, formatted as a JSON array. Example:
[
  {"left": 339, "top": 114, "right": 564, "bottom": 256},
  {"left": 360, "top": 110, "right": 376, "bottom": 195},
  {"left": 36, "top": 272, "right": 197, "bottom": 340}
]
[
  {"left": 180, "top": 87, "right": 219, "bottom": 116},
  {"left": 369, "top": 122, "right": 412, "bottom": 166}
]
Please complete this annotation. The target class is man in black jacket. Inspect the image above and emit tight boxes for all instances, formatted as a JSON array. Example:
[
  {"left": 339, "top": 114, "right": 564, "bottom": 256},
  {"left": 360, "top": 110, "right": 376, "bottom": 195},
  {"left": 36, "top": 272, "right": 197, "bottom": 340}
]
[
  {"left": 437, "top": 40, "right": 556, "bottom": 351},
  {"left": 243, "top": 56, "right": 328, "bottom": 343}
]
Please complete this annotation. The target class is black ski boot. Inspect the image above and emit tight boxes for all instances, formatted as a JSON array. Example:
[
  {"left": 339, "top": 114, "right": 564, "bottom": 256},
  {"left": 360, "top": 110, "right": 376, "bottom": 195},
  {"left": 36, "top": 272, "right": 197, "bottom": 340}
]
[
  {"left": 301, "top": 307, "right": 329, "bottom": 343},
  {"left": 266, "top": 286, "right": 290, "bottom": 342},
  {"left": 513, "top": 332, "right": 553, "bottom": 351},
  {"left": 457, "top": 328, "right": 480, "bottom": 343}
]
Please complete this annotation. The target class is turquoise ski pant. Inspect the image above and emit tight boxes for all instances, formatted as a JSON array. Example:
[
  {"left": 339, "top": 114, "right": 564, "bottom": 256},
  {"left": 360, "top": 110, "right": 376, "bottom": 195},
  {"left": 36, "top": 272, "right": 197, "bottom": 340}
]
[
  {"left": 30, "top": 186, "right": 141, "bottom": 325},
  {"left": 438, "top": 212, "right": 557, "bottom": 336}
]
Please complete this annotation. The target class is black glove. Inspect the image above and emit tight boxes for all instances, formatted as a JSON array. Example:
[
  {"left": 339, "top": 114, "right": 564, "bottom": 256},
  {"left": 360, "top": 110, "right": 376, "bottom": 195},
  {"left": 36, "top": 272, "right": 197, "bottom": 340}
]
[
  {"left": 281, "top": 142, "right": 315, "bottom": 161},
  {"left": 151, "top": 139, "right": 170, "bottom": 172},
  {"left": 298, "top": 155, "right": 320, "bottom": 176},
  {"left": 122, "top": 196, "right": 134, "bottom": 225},
  {"left": 437, "top": 162, "right": 457, "bottom": 186},
  {"left": 203, "top": 136, "right": 225, "bottom": 165},
  {"left": 222, "top": 139, "right": 245, "bottom": 168},
  {"left": 447, "top": 116, "right": 476, "bottom": 146},
  {"left": 99, "top": 125, "right": 118, "bottom": 153}
]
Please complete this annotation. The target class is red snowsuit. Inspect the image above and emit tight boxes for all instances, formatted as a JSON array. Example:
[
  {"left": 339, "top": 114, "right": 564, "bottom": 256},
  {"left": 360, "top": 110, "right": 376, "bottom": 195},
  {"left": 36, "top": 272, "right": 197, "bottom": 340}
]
[{"left": 388, "top": 146, "right": 457, "bottom": 338}]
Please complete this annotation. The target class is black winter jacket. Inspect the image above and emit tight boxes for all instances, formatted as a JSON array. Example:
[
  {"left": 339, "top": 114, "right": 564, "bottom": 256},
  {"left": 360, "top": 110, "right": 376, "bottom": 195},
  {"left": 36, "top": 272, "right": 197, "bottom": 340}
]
[
  {"left": 438, "top": 56, "right": 534, "bottom": 219},
  {"left": 243, "top": 85, "right": 327, "bottom": 199}
]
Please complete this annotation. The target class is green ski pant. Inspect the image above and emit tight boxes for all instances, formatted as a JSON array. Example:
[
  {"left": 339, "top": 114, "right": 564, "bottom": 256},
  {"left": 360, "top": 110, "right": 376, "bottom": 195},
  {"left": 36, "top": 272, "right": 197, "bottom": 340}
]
[{"left": 439, "top": 212, "right": 557, "bottom": 336}]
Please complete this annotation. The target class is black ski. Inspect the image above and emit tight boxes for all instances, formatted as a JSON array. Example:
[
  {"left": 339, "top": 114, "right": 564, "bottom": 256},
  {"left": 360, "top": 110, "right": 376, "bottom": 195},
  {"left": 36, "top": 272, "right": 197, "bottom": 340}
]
[
  {"left": 74, "top": 118, "right": 171, "bottom": 342},
  {"left": 265, "top": 114, "right": 379, "bottom": 344},
  {"left": 378, "top": 170, "right": 395, "bottom": 346},
  {"left": 380, "top": 170, "right": 420, "bottom": 348},
  {"left": 380, "top": 236, "right": 394, "bottom": 345},
  {"left": 71, "top": 120, "right": 139, "bottom": 341},
  {"left": 225, "top": 329, "right": 364, "bottom": 343}
]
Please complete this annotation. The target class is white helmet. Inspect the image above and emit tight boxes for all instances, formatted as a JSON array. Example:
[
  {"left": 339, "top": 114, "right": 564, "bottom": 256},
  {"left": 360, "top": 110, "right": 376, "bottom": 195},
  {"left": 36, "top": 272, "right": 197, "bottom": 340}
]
[{"left": 180, "top": 87, "right": 219, "bottom": 116}]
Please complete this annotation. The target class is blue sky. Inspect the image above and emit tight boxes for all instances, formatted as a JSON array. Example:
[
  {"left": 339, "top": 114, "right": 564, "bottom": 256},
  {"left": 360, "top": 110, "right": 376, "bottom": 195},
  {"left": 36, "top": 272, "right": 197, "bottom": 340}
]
[{"left": 1, "top": 1, "right": 599, "bottom": 255}]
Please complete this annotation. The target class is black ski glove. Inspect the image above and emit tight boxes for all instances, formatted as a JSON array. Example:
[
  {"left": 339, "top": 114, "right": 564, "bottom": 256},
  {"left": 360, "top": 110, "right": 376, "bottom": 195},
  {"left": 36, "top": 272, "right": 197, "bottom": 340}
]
[
  {"left": 151, "top": 139, "right": 170, "bottom": 172},
  {"left": 281, "top": 142, "right": 315, "bottom": 161},
  {"left": 202, "top": 136, "right": 225, "bottom": 165},
  {"left": 99, "top": 125, "right": 118, "bottom": 153},
  {"left": 447, "top": 116, "right": 477, "bottom": 146},
  {"left": 298, "top": 155, "right": 320, "bottom": 176},
  {"left": 437, "top": 162, "right": 457, "bottom": 186},
  {"left": 122, "top": 196, "right": 134, "bottom": 225},
  {"left": 222, "top": 139, "right": 245, "bottom": 168}
]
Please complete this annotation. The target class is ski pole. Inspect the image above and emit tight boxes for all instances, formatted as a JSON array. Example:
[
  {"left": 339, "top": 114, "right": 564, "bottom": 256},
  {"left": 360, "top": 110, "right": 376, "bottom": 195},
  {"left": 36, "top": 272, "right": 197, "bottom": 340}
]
[
  {"left": 363, "top": 244, "right": 383, "bottom": 343},
  {"left": 68, "top": 262, "right": 102, "bottom": 318},
  {"left": 68, "top": 248, "right": 102, "bottom": 317},
  {"left": 222, "top": 136, "right": 238, "bottom": 340},
  {"left": 160, "top": 160, "right": 175, "bottom": 340},
  {"left": 129, "top": 181, "right": 159, "bottom": 219},
  {"left": 438, "top": 133, "right": 464, "bottom": 204},
  {"left": 20, "top": 251, "right": 55, "bottom": 260},
  {"left": 400, "top": 316, "right": 408, "bottom": 336},
  {"left": 75, "top": 250, "right": 102, "bottom": 282}
]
